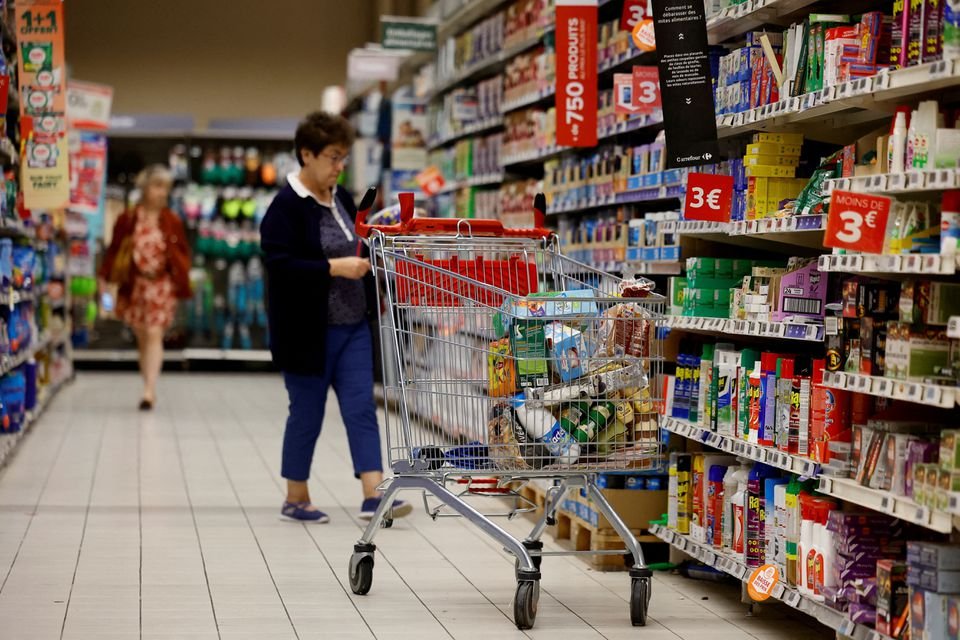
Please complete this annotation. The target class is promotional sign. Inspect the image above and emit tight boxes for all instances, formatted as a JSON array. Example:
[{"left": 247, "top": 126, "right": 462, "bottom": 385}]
[
  {"left": 66, "top": 81, "right": 113, "bottom": 131},
  {"left": 650, "top": 0, "right": 720, "bottom": 168},
  {"left": 683, "top": 173, "right": 734, "bottom": 222},
  {"left": 17, "top": 1, "right": 70, "bottom": 210},
  {"left": 614, "top": 74, "right": 640, "bottom": 115},
  {"left": 620, "top": 0, "right": 646, "bottom": 31},
  {"left": 632, "top": 18, "right": 657, "bottom": 52},
  {"left": 555, "top": 0, "right": 598, "bottom": 147},
  {"left": 631, "top": 66, "right": 661, "bottom": 114},
  {"left": 825, "top": 190, "right": 892, "bottom": 254},
  {"left": 415, "top": 165, "right": 445, "bottom": 197},
  {"left": 380, "top": 16, "right": 437, "bottom": 51},
  {"left": 747, "top": 565, "right": 780, "bottom": 602},
  {"left": 68, "top": 131, "right": 107, "bottom": 214},
  {"left": 390, "top": 90, "right": 428, "bottom": 171}
]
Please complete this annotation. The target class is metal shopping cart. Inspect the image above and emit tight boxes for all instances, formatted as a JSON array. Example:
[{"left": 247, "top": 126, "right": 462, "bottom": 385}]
[{"left": 350, "top": 191, "right": 665, "bottom": 630}]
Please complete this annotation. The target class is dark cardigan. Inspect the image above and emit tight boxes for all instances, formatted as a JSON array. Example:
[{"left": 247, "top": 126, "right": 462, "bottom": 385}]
[{"left": 260, "top": 184, "right": 376, "bottom": 375}]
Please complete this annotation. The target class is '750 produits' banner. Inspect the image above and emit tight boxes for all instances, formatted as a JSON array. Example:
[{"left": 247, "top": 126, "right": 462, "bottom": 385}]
[
  {"left": 17, "top": 1, "right": 70, "bottom": 210},
  {"left": 555, "top": 0, "right": 598, "bottom": 147}
]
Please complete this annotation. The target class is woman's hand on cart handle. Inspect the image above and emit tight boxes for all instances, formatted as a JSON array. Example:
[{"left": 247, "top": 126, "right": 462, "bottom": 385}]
[{"left": 330, "top": 257, "right": 371, "bottom": 280}]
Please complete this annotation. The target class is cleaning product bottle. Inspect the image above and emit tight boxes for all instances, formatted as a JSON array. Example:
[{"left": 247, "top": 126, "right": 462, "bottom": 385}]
[
  {"left": 946, "top": 1, "right": 960, "bottom": 60},
  {"left": 698, "top": 343, "right": 716, "bottom": 429},
  {"left": 738, "top": 349, "right": 760, "bottom": 441},
  {"left": 905, "top": 108, "right": 919, "bottom": 169},
  {"left": 730, "top": 462, "right": 751, "bottom": 559},
  {"left": 817, "top": 505, "right": 838, "bottom": 597},
  {"left": 746, "top": 463, "right": 778, "bottom": 568},
  {"left": 785, "top": 482, "right": 804, "bottom": 586},
  {"left": 707, "top": 464, "right": 728, "bottom": 549},
  {"left": 721, "top": 465, "right": 739, "bottom": 551},
  {"left": 813, "top": 500, "right": 837, "bottom": 599},
  {"left": 912, "top": 100, "right": 938, "bottom": 169},
  {"left": 797, "top": 492, "right": 816, "bottom": 595},
  {"left": 691, "top": 455, "right": 705, "bottom": 541},
  {"left": 889, "top": 110, "right": 908, "bottom": 174}
]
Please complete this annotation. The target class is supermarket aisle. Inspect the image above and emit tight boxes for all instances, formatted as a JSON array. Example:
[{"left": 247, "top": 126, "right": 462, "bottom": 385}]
[{"left": 0, "top": 373, "right": 832, "bottom": 640}]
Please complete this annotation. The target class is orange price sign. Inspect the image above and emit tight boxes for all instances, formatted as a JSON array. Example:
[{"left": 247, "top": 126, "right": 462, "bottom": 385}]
[
  {"left": 746, "top": 564, "right": 780, "bottom": 602},
  {"left": 415, "top": 166, "right": 446, "bottom": 197},
  {"left": 632, "top": 18, "right": 656, "bottom": 52}
]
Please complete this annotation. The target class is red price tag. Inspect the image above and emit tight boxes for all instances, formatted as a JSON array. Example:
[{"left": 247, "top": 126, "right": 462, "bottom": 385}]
[
  {"left": 620, "top": 0, "right": 646, "bottom": 31},
  {"left": 415, "top": 166, "right": 446, "bottom": 197},
  {"left": 825, "top": 190, "right": 892, "bottom": 254},
  {"left": 556, "top": 0, "right": 598, "bottom": 147},
  {"left": 632, "top": 66, "right": 661, "bottom": 114},
  {"left": 631, "top": 18, "right": 657, "bottom": 52},
  {"left": 684, "top": 173, "right": 733, "bottom": 222}
]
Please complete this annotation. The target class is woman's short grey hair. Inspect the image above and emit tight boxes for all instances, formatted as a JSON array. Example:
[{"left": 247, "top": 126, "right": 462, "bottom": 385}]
[{"left": 135, "top": 164, "right": 174, "bottom": 190}]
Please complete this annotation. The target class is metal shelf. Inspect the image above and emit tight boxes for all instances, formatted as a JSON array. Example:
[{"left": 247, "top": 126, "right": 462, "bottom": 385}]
[
  {"left": 706, "top": 0, "right": 821, "bottom": 45},
  {"left": 818, "top": 476, "right": 956, "bottom": 534},
  {"left": 500, "top": 86, "right": 555, "bottom": 114},
  {"left": 827, "top": 168, "right": 960, "bottom": 196},
  {"left": 818, "top": 253, "right": 958, "bottom": 276},
  {"left": 717, "top": 60, "right": 960, "bottom": 141},
  {"left": 650, "top": 524, "right": 879, "bottom": 640},
  {"left": 661, "top": 416, "right": 821, "bottom": 477},
  {"left": 434, "top": 173, "right": 505, "bottom": 195},
  {"left": 662, "top": 315, "right": 825, "bottom": 342},
  {"left": 0, "top": 376, "right": 70, "bottom": 471},
  {"left": 676, "top": 217, "right": 826, "bottom": 251},
  {"left": 428, "top": 116, "right": 505, "bottom": 150},
  {"left": 821, "top": 370, "right": 957, "bottom": 409},
  {"left": 430, "top": 28, "right": 552, "bottom": 100}
]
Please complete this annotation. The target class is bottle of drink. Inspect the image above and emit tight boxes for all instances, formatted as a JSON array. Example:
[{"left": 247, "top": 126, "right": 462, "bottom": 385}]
[
  {"left": 574, "top": 401, "right": 616, "bottom": 442},
  {"left": 513, "top": 396, "right": 580, "bottom": 464}
]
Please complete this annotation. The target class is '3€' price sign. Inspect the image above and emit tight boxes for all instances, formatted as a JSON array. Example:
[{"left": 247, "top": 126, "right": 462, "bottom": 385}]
[
  {"left": 824, "top": 190, "right": 892, "bottom": 254},
  {"left": 684, "top": 173, "right": 734, "bottom": 222}
]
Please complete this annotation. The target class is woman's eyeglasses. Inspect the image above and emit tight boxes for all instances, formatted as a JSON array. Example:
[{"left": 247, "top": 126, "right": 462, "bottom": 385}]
[{"left": 321, "top": 152, "right": 350, "bottom": 167}]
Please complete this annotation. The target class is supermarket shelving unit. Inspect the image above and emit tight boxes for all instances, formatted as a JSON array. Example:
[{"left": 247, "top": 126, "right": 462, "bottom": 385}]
[{"left": 410, "top": 0, "right": 960, "bottom": 637}]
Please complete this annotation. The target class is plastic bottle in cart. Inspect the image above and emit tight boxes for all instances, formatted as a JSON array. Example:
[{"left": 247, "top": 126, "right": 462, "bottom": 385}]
[{"left": 513, "top": 396, "right": 580, "bottom": 464}]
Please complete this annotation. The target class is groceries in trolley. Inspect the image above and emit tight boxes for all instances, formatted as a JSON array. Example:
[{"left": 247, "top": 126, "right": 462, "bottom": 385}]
[{"left": 477, "top": 288, "right": 660, "bottom": 471}]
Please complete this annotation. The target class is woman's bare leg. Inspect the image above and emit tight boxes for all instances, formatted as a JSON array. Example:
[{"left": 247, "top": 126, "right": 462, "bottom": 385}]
[
  {"left": 142, "top": 326, "right": 164, "bottom": 403},
  {"left": 133, "top": 327, "right": 148, "bottom": 387}
]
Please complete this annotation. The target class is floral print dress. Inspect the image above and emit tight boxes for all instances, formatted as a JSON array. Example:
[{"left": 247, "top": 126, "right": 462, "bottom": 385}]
[{"left": 118, "top": 214, "right": 177, "bottom": 330}]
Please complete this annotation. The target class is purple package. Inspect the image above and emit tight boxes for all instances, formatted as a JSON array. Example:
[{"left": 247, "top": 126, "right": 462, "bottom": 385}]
[
  {"left": 905, "top": 440, "right": 938, "bottom": 498},
  {"left": 848, "top": 603, "right": 877, "bottom": 625},
  {"left": 908, "top": 0, "right": 924, "bottom": 65},
  {"left": 836, "top": 562, "right": 880, "bottom": 584},
  {"left": 891, "top": 0, "right": 910, "bottom": 69},
  {"left": 853, "top": 578, "right": 879, "bottom": 606},
  {"left": 823, "top": 586, "right": 850, "bottom": 611},
  {"left": 775, "top": 261, "right": 827, "bottom": 322},
  {"left": 827, "top": 511, "right": 897, "bottom": 532},
  {"left": 923, "top": 0, "right": 944, "bottom": 62}
]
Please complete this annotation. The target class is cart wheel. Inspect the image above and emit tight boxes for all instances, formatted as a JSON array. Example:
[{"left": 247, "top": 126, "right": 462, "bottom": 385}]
[
  {"left": 381, "top": 517, "right": 394, "bottom": 529},
  {"left": 630, "top": 577, "right": 650, "bottom": 626},
  {"left": 349, "top": 554, "right": 374, "bottom": 595},
  {"left": 513, "top": 580, "right": 539, "bottom": 630}
]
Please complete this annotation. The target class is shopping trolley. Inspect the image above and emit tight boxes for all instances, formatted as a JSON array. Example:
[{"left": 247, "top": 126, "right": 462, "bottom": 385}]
[{"left": 350, "top": 190, "right": 665, "bottom": 630}]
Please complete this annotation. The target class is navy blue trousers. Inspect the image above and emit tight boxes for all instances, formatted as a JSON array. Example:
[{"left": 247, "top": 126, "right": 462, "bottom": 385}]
[{"left": 281, "top": 322, "right": 383, "bottom": 481}]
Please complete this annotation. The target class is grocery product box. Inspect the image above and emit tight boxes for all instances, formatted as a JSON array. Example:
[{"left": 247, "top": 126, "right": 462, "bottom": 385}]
[
  {"left": 754, "top": 132, "right": 805, "bottom": 145},
  {"left": 511, "top": 321, "right": 549, "bottom": 389},
  {"left": 877, "top": 560, "right": 908, "bottom": 637},
  {"left": 576, "top": 487, "right": 668, "bottom": 532},
  {"left": 745, "top": 164, "right": 798, "bottom": 178},
  {"left": 910, "top": 588, "right": 950, "bottom": 640},
  {"left": 908, "top": 542, "right": 960, "bottom": 571},
  {"left": 746, "top": 142, "right": 802, "bottom": 156},
  {"left": 543, "top": 322, "right": 587, "bottom": 382},
  {"left": 744, "top": 154, "right": 801, "bottom": 167}
]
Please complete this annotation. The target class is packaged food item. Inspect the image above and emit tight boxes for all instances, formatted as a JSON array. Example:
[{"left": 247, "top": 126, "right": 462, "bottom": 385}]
[
  {"left": 494, "top": 289, "right": 600, "bottom": 336},
  {"left": 543, "top": 322, "right": 588, "bottom": 382},
  {"left": 596, "top": 302, "right": 653, "bottom": 360},
  {"left": 487, "top": 338, "right": 517, "bottom": 396},
  {"left": 487, "top": 404, "right": 530, "bottom": 470},
  {"left": 511, "top": 320, "right": 549, "bottom": 389}
]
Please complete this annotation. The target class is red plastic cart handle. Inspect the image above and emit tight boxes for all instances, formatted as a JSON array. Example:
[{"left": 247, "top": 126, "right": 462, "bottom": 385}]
[{"left": 355, "top": 191, "right": 552, "bottom": 239}]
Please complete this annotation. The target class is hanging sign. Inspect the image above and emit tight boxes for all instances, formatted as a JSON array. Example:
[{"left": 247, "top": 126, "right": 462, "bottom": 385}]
[
  {"left": 683, "top": 173, "right": 733, "bottom": 222},
  {"left": 380, "top": 16, "right": 438, "bottom": 51},
  {"left": 620, "top": 0, "right": 646, "bottom": 31},
  {"left": 17, "top": 1, "right": 70, "bottom": 210},
  {"left": 67, "top": 81, "right": 113, "bottom": 131},
  {"left": 614, "top": 74, "right": 640, "bottom": 115},
  {"left": 555, "top": 0, "right": 598, "bottom": 147},
  {"left": 650, "top": 0, "right": 720, "bottom": 168},
  {"left": 631, "top": 66, "right": 662, "bottom": 114},
  {"left": 824, "top": 190, "right": 892, "bottom": 254}
]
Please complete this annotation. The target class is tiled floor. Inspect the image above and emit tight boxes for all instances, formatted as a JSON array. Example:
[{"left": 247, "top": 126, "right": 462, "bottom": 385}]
[{"left": 0, "top": 372, "right": 834, "bottom": 639}]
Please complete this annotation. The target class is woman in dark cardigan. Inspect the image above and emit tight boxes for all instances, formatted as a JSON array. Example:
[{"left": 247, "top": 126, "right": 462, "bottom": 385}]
[{"left": 260, "top": 112, "right": 410, "bottom": 523}]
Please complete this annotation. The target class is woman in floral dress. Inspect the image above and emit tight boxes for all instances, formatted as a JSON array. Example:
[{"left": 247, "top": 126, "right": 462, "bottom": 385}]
[{"left": 99, "top": 165, "right": 192, "bottom": 410}]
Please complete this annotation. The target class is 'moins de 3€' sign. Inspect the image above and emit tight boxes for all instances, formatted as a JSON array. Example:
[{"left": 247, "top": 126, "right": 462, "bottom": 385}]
[
  {"left": 556, "top": 0, "right": 598, "bottom": 147},
  {"left": 825, "top": 190, "right": 892, "bottom": 254}
]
